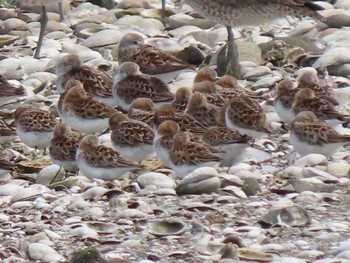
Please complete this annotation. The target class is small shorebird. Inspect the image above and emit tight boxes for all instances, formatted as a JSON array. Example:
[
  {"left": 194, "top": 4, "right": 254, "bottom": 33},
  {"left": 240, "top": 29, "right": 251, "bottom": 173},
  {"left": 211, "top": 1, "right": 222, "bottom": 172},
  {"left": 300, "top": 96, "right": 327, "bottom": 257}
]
[
  {"left": 292, "top": 88, "right": 350, "bottom": 127},
  {"left": 169, "top": 131, "right": 222, "bottom": 178},
  {"left": 109, "top": 112, "right": 155, "bottom": 163},
  {"left": 56, "top": 54, "right": 114, "bottom": 106},
  {"left": 117, "top": 33, "right": 192, "bottom": 75},
  {"left": 49, "top": 122, "right": 83, "bottom": 174},
  {"left": 60, "top": 80, "right": 117, "bottom": 134},
  {"left": 224, "top": 95, "right": 271, "bottom": 139},
  {"left": 14, "top": 104, "right": 58, "bottom": 150},
  {"left": 203, "top": 126, "right": 251, "bottom": 167},
  {"left": 290, "top": 111, "right": 350, "bottom": 157},
  {"left": 185, "top": 92, "right": 219, "bottom": 128},
  {"left": 77, "top": 135, "right": 139, "bottom": 181},
  {"left": 113, "top": 62, "right": 174, "bottom": 111},
  {"left": 163, "top": 0, "right": 323, "bottom": 76}
]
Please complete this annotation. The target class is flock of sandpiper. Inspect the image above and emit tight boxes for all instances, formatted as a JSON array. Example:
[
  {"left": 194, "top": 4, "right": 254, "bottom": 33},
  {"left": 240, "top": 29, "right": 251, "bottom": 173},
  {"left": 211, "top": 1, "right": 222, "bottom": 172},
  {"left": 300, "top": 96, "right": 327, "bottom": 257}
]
[{"left": 1, "top": 0, "right": 350, "bottom": 181}]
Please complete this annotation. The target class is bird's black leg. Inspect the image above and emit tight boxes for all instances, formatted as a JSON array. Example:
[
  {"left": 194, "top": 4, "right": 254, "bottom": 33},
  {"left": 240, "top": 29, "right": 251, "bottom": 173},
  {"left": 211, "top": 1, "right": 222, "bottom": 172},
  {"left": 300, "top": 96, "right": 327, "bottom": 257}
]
[
  {"left": 162, "top": 0, "right": 166, "bottom": 18},
  {"left": 217, "top": 26, "right": 242, "bottom": 78},
  {"left": 58, "top": 1, "right": 64, "bottom": 22},
  {"left": 34, "top": 5, "right": 48, "bottom": 59}
]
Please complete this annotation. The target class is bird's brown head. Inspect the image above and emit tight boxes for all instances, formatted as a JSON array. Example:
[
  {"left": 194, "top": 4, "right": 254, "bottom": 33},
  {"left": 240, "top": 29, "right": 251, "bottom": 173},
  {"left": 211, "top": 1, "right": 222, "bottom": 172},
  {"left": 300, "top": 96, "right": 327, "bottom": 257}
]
[
  {"left": 157, "top": 120, "right": 180, "bottom": 137},
  {"left": 79, "top": 135, "right": 99, "bottom": 152},
  {"left": 118, "top": 33, "right": 145, "bottom": 50},
  {"left": 295, "top": 88, "right": 316, "bottom": 103},
  {"left": 109, "top": 112, "right": 129, "bottom": 130},
  {"left": 293, "top": 110, "right": 319, "bottom": 124},
  {"left": 194, "top": 67, "right": 218, "bottom": 84},
  {"left": 129, "top": 98, "right": 154, "bottom": 112},
  {"left": 53, "top": 122, "right": 71, "bottom": 138},
  {"left": 174, "top": 87, "right": 193, "bottom": 100},
  {"left": 215, "top": 75, "right": 238, "bottom": 89},
  {"left": 65, "top": 79, "right": 84, "bottom": 91},
  {"left": 298, "top": 70, "right": 318, "bottom": 87},
  {"left": 187, "top": 92, "right": 207, "bottom": 111},
  {"left": 56, "top": 54, "right": 82, "bottom": 75},
  {"left": 275, "top": 79, "right": 294, "bottom": 98}
]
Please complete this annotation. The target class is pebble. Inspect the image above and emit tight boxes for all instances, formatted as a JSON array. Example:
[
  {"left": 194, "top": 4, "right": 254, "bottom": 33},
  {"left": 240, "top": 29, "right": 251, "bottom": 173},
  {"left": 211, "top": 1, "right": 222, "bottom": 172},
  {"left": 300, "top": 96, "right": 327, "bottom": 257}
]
[
  {"left": 28, "top": 243, "right": 64, "bottom": 262},
  {"left": 36, "top": 165, "right": 64, "bottom": 186},
  {"left": 327, "top": 162, "right": 350, "bottom": 177},
  {"left": 137, "top": 172, "right": 176, "bottom": 189},
  {"left": 301, "top": 167, "right": 339, "bottom": 182},
  {"left": 295, "top": 154, "right": 328, "bottom": 168}
]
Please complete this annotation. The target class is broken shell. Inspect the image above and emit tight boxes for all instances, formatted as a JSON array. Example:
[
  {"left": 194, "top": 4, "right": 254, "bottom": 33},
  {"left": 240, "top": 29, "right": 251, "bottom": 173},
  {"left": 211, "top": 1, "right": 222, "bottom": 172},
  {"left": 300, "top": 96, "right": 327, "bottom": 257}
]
[
  {"left": 36, "top": 164, "right": 65, "bottom": 186},
  {"left": 27, "top": 243, "right": 64, "bottom": 262},
  {"left": 176, "top": 167, "right": 221, "bottom": 195},
  {"left": 85, "top": 222, "right": 117, "bottom": 234},
  {"left": 259, "top": 205, "right": 312, "bottom": 227},
  {"left": 148, "top": 219, "right": 187, "bottom": 237},
  {"left": 237, "top": 248, "right": 274, "bottom": 262}
]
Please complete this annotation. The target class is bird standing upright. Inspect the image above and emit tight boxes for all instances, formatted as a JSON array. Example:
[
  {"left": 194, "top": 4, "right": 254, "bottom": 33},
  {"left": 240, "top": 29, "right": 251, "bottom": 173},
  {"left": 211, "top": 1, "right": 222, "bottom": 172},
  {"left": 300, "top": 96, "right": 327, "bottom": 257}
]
[{"left": 163, "top": 0, "right": 324, "bottom": 76}]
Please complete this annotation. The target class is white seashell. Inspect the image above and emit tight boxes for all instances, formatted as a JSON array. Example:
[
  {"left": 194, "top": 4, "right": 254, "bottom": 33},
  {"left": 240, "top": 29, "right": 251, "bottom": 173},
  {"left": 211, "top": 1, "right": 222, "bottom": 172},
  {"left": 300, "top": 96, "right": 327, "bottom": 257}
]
[
  {"left": 0, "top": 213, "right": 9, "bottom": 222},
  {"left": 313, "top": 47, "right": 350, "bottom": 70},
  {"left": 0, "top": 184, "right": 24, "bottom": 196},
  {"left": 116, "top": 16, "right": 164, "bottom": 36},
  {"left": 222, "top": 186, "right": 247, "bottom": 198},
  {"left": 10, "top": 185, "right": 49, "bottom": 203},
  {"left": 86, "top": 222, "right": 117, "bottom": 234},
  {"left": 10, "top": 201, "right": 34, "bottom": 209},
  {"left": 327, "top": 162, "right": 350, "bottom": 177},
  {"left": 18, "top": 57, "right": 48, "bottom": 75},
  {"left": 36, "top": 165, "right": 65, "bottom": 186},
  {"left": 62, "top": 42, "right": 103, "bottom": 61},
  {"left": 302, "top": 167, "right": 339, "bottom": 182},
  {"left": 283, "top": 166, "right": 303, "bottom": 179},
  {"left": 70, "top": 225, "right": 99, "bottom": 239},
  {"left": 228, "top": 163, "right": 252, "bottom": 175},
  {"left": 0, "top": 58, "right": 24, "bottom": 79},
  {"left": 243, "top": 147, "right": 271, "bottom": 163},
  {"left": 295, "top": 154, "right": 328, "bottom": 168},
  {"left": 243, "top": 66, "right": 272, "bottom": 81},
  {"left": 81, "top": 207, "right": 105, "bottom": 220},
  {"left": 116, "top": 209, "right": 147, "bottom": 219},
  {"left": 148, "top": 219, "right": 187, "bottom": 236},
  {"left": 169, "top": 25, "right": 202, "bottom": 39},
  {"left": 44, "top": 229, "right": 62, "bottom": 240},
  {"left": 137, "top": 172, "right": 176, "bottom": 189},
  {"left": 81, "top": 187, "right": 109, "bottom": 200},
  {"left": 81, "top": 29, "right": 124, "bottom": 48},
  {"left": 28, "top": 243, "right": 64, "bottom": 262},
  {"left": 29, "top": 232, "right": 50, "bottom": 243}
]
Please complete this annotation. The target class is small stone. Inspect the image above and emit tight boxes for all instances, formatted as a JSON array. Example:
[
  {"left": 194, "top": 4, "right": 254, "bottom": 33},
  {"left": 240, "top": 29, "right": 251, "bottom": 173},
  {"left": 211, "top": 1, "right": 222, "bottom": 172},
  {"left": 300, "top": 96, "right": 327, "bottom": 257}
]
[
  {"left": 327, "top": 162, "right": 350, "bottom": 177},
  {"left": 290, "top": 178, "right": 339, "bottom": 193},
  {"left": 283, "top": 166, "right": 303, "bottom": 179},
  {"left": 81, "top": 187, "right": 109, "bottom": 200},
  {"left": 176, "top": 176, "right": 221, "bottom": 195},
  {"left": 260, "top": 205, "right": 311, "bottom": 227},
  {"left": 241, "top": 177, "right": 261, "bottom": 196},
  {"left": 295, "top": 154, "right": 328, "bottom": 168},
  {"left": 70, "top": 247, "right": 101, "bottom": 263},
  {"left": 228, "top": 163, "right": 252, "bottom": 174},
  {"left": 36, "top": 164, "right": 64, "bottom": 186},
  {"left": 137, "top": 172, "right": 176, "bottom": 189},
  {"left": 302, "top": 167, "right": 339, "bottom": 182},
  {"left": 116, "top": 209, "right": 147, "bottom": 219},
  {"left": 28, "top": 243, "right": 64, "bottom": 262}
]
